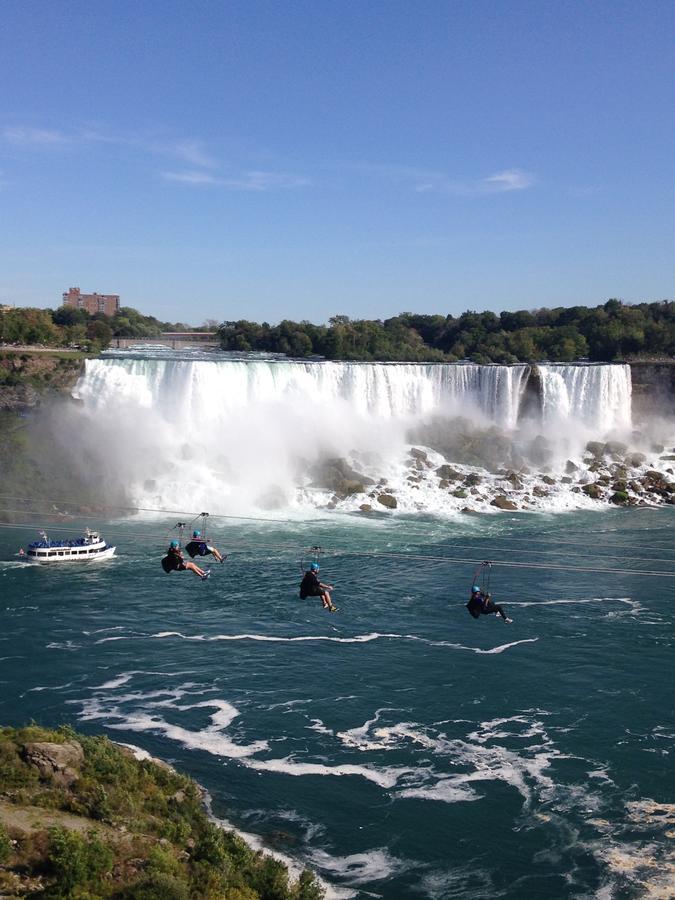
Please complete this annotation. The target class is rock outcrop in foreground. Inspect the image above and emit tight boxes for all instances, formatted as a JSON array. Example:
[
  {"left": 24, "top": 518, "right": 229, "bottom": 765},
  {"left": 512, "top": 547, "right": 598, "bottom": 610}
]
[{"left": 0, "top": 724, "right": 323, "bottom": 899}]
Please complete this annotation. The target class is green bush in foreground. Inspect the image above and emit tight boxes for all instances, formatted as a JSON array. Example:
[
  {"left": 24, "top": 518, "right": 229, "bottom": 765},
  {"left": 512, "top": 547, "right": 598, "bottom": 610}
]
[{"left": 0, "top": 725, "right": 324, "bottom": 899}]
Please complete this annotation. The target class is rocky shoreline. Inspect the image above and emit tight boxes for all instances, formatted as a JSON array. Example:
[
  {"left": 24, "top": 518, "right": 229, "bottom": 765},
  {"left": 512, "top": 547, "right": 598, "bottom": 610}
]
[
  {"left": 307, "top": 438, "right": 675, "bottom": 515},
  {"left": 0, "top": 724, "right": 324, "bottom": 899}
]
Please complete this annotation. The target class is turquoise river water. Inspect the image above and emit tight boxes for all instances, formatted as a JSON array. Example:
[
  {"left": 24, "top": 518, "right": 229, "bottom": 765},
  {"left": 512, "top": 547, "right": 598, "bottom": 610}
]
[{"left": 1, "top": 508, "right": 674, "bottom": 898}]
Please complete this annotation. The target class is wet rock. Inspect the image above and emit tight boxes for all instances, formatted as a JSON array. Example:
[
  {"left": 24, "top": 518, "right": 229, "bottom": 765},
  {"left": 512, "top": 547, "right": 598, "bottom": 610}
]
[
  {"left": 406, "top": 475, "right": 422, "bottom": 483},
  {"left": 435, "top": 465, "right": 462, "bottom": 481},
  {"left": 586, "top": 441, "right": 606, "bottom": 456},
  {"left": 561, "top": 476, "right": 573, "bottom": 484},
  {"left": 596, "top": 476, "right": 611, "bottom": 486},
  {"left": 612, "top": 480, "right": 627, "bottom": 492},
  {"left": 491, "top": 495, "right": 518, "bottom": 511},
  {"left": 463, "top": 473, "right": 482, "bottom": 487},
  {"left": 565, "top": 460, "right": 578, "bottom": 474},
  {"left": 629, "top": 480, "right": 643, "bottom": 493},
  {"left": 541, "top": 475, "right": 556, "bottom": 485},
  {"left": 503, "top": 472, "right": 523, "bottom": 490},
  {"left": 359, "top": 504, "right": 372, "bottom": 513},
  {"left": 604, "top": 441, "right": 628, "bottom": 458},
  {"left": 337, "top": 479, "right": 365, "bottom": 498},
  {"left": 532, "top": 486, "right": 549, "bottom": 497},
  {"left": 23, "top": 741, "right": 84, "bottom": 788},
  {"left": 452, "top": 488, "right": 468, "bottom": 499},
  {"left": 610, "top": 491, "right": 629, "bottom": 505},
  {"left": 438, "top": 479, "right": 449, "bottom": 489},
  {"left": 626, "top": 452, "right": 647, "bottom": 467},
  {"left": 582, "top": 483, "right": 603, "bottom": 499},
  {"left": 310, "top": 458, "right": 374, "bottom": 496},
  {"left": 408, "top": 447, "right": 428, "bottom": 462},
  {"left": 586, "top": 441, "right": 606, "bottom": 457},
  {"left": 460, "top": 507, "right": 476, "bottom": 514},
  {"left": 527, "top": 434, "right": 553, "bottom": 466},
  {"left": 377, "top": 493, "right": 397, "bottom": 509}
]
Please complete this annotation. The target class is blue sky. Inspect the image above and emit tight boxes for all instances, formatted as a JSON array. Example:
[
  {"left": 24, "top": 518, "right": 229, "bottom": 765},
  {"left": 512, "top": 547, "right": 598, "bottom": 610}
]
[{"left": 1, "top": 0, "right": 674, "bottom": 325}]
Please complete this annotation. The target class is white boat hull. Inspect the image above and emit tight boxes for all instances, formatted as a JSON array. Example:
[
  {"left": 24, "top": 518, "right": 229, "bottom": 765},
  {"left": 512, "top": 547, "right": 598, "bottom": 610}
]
[{"left": 27, "top": 546, "right": 116, "bottom": 564}]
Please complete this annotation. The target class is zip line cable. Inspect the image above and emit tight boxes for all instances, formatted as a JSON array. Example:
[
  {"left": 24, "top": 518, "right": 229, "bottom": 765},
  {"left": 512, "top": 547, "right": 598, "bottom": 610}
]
[
  {"left": 1, "top": 493, "right": 674, "bottom": 555},
  {"left": 1, "top": 519, "right": 675, "bottom": 579}
]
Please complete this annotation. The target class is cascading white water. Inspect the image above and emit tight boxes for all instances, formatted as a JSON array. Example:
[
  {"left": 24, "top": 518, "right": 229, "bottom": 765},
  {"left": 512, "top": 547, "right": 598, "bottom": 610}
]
[
  {"left": 69, "top": 354, "right": 636, "bottom": 513},
  {"left": 74, "top": 358, "right": 529, "bottom": 428},
  {"left": 538, "top": 364, "right": 632, "bottom": 432}
]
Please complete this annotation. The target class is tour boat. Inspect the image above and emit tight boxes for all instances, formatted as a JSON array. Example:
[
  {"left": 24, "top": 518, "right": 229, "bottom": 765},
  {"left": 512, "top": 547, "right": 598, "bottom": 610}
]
[{"left": 25, "top": 529, "right": 116, "bottom": 564}]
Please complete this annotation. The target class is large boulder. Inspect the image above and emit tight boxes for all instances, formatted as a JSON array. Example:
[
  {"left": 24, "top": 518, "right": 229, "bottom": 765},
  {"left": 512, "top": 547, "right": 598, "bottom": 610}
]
[
  {"left": 377, "top": 493, "right": 397, "bottom": 509},
  {"left": 435, "top": 465, "right": 462, "bottom": 481},
  {"left": 565, "top": 460, "right": 579, "bottom": 474},
  {"left": 463, "top": 473, "right": 482, "bottom": 487},
  {"left": 604, "top": 441, "right": 628, "bottom": 458},
  {"left": 23, "top": 741, "right": 84, "bottom": 788},
  {"left": 582, "top": 483, "right": 603, "bottom": 499},
  {"left": 310, "top": 458, "right": 374, "bottom": 495},
  {"left": 610, "top": 491, "right": 629, "bottom": 505},
  {"left": 491, "top": 495, "right": 518, "bottom": 511},
  {"left": 626, "top": 452, "right": 647, "bottom": 468},
  {"left": 586, "top": 441, "right": 606, "bottom": 457}
]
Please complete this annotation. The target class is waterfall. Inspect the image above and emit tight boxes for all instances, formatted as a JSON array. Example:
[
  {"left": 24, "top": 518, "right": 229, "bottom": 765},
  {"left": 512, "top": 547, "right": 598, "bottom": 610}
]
[
  {"left": 74, "top": 359, "right": 530, "bottom": 428},
  {"left": 538, "top": 364, "right": 632, "bottom": 432},
  {"left": 69, "top": 355, "right": 635, "bottom": 513}
]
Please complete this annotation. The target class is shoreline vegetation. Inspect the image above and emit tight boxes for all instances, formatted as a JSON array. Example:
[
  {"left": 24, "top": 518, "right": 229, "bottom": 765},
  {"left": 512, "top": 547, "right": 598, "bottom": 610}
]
[
  {"left": 0, "top": 724, "right": 324, "bottom": 899},
  {"left": 0, "top": 298, "right": 673, "bottom": 363}
]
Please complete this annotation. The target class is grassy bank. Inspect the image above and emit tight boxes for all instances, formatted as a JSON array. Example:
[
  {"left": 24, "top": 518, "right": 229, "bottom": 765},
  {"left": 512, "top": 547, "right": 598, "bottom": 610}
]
[{"left": 0, "top": 725, "right": 323, "bottom": 899}]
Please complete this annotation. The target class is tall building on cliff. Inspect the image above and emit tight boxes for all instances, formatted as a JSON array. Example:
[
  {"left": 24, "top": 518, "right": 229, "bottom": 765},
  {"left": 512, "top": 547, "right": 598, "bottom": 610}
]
[{"left": 62, "top": 287, "right": 120, "bottom": 316}]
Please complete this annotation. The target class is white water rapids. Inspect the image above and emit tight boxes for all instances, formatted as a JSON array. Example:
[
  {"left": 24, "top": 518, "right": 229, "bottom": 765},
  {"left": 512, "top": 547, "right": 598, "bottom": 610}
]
[{"left": 69, "top": 355, "right": 637, "bottom": 514}]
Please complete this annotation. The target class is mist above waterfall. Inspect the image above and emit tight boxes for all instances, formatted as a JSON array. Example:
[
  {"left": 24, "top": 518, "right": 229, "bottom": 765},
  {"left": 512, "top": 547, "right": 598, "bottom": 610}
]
[{"left": 41, "top": 352, "right": 672, "bottom": 516}]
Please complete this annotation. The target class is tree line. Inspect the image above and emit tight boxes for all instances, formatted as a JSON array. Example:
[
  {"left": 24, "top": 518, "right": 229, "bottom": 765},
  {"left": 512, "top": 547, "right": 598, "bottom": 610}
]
[
  {"left": 218, "top": 299, "right": 675, "bottom": 363},
  {"left": 0, "top": 305, "right": 191, "bottom": 352},
  {"left": 1, "top": 298, "right": 673, "bottom": 361}
]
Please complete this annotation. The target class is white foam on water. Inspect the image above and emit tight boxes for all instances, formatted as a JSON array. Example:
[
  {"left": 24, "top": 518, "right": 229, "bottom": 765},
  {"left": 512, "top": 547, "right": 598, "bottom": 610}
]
[
  {"left": 307, "top": 846, "right": 411, "bottom": 886},
  {"left": 396, "top": 779, "right": 481, "bottom": 804},
  {"left": 72, "top": 689, "right": 267, "bottom": 759},
  {"left": 26, "top": 681, "right": 74, "bottom": 693},
  {"left": 95, "top": 673, "right": 134, "bottom": 690},
  {"left": 242, "top": 756, "right": 416, "bottom": 789},
  {"left": 46, "top": 640, "right": 81, "bottom": 651},
  {"left": 151, "top": 630, "right": 399, "bottom": 644},
  {"left": 149, "top": 630, "right": 539, "bottom": 655}
]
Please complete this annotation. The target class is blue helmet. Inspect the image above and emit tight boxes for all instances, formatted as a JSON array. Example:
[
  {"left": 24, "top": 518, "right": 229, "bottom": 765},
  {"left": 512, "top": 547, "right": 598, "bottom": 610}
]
[
  {"left": 170, "top": 540, "right": 179, "bottom": 548},
  {"left": 472, "top": 585, "right": 481, "bottom": 592},
  {"left": 193, "top": 530, "right": 201, "bottom": 538},
  {"left": 310, "top": 562, "right": 320, "bottom": 571}
]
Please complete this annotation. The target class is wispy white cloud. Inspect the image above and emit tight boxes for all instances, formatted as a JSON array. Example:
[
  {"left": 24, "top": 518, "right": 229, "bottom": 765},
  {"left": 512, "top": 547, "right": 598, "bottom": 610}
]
[
  {"left": 3, "top": 126, "right": 70, "bottom": 145},
  {"left": 3, "top": 123, "right": 218, "bottom": 169},
  {"left": 481, "top": 169, "right": 535, "bottom": 192},
  {"left": 161, "top": 169, "right": 311, "bottom": 191},
  {"left": 351, "top": 161, "right": 536, "bottom": 196}
]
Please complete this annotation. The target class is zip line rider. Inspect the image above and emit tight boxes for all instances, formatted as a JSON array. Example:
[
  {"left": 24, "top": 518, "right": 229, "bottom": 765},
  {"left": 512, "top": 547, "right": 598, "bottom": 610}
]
[
  {"left": 185, "top": 530, "right": 226, "bottom": 564},
  {"left": 300, "top": 562, "right": 336, "bottom": 612},
  {"left": 467, "top": 584, "right": 512, "bottom": 624},
  {"left": 161, "top": 540, "right": 210, "bottom": 580}
]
